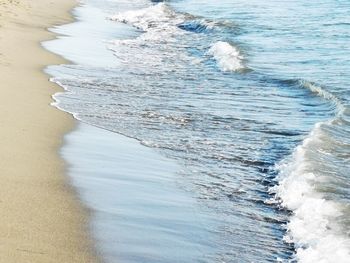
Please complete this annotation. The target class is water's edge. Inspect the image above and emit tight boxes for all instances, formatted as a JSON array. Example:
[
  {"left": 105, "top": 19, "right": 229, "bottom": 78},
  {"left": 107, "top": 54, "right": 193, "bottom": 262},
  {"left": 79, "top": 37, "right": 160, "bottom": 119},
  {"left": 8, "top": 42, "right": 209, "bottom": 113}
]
[{"left": 42, "top": 0, "right": 350, "bottom": 262}]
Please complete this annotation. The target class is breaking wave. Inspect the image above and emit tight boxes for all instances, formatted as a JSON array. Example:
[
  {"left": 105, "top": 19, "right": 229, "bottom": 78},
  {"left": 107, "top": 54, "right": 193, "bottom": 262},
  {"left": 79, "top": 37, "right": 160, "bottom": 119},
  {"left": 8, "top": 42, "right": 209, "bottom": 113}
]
[
  {"left": 207, "top": 41, "right": 245, "bottom": 72},
  {"left": 270, "top": 82, "right": 350, "bottom": 263}
]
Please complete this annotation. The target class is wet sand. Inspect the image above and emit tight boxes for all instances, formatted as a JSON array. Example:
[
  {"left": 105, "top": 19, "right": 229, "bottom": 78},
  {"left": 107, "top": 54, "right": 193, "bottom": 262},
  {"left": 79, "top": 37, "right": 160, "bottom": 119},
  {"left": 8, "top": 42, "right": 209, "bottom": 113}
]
[{"left": 0, "top": 0, "right": 98, "bottom": 262}]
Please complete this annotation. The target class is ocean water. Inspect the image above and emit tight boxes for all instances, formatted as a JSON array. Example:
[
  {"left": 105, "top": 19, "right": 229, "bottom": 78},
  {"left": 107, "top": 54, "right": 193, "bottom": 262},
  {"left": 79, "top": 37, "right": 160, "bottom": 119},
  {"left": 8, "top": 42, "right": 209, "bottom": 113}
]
[{"left": 44, "top": 0, "right": 350, "bottom": 262}]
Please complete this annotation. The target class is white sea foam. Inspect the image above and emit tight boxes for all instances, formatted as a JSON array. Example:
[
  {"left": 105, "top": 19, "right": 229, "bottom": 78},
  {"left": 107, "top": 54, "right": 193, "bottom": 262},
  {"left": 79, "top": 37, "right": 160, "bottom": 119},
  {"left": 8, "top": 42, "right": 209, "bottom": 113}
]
[
  {"left": 109, "top": 3, "right": 202, "bottom": 71},
  {"left": 207, "top": 41, "right": 244, "bottom": 72},
  {"left": 110, "top": 4, "right": 182, "bottom": 47},
  {"left": 110, "top": 3, "right": 183, "bottom": 32},
  {"left": 270, "top": 122, "right": 350, "bottom": 263}
]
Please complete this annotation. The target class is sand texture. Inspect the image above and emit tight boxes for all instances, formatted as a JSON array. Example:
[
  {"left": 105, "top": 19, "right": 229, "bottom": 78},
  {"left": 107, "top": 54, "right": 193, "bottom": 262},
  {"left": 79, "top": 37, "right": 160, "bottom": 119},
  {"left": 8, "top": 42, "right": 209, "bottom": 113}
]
[{"left": 0, "top": 0, "right": 99, "bottom": 262}]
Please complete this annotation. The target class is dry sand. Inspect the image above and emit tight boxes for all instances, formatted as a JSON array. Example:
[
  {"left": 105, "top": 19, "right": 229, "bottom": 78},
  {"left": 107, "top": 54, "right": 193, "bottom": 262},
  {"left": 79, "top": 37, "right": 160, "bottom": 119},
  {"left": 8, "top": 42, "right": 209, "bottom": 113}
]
[{"left": 0, "top": 0, "right": 99, "bottom": 262}]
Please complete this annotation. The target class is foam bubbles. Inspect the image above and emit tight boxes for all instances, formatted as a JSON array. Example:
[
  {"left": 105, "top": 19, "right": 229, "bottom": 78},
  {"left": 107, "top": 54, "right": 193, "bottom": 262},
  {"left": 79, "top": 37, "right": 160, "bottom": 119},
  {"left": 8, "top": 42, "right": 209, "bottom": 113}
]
[
  {"left": 271, "top": 122, "right": 350, "bottom": 263},
  {"left": 207, "top": 41, "right": 244, "bottom": 72},
  {"left": 108, "top": 3, "right": 196, "bottom": 70},
  {"left": 110, "top": 3, "right": 183, "bottom": 32}
]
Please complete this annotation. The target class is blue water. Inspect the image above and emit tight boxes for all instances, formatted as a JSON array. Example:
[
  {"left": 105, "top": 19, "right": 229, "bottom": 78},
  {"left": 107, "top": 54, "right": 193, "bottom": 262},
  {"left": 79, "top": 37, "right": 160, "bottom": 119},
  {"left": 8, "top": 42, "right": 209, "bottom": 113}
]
[{"left": 44, "top": 0, "right": 350, "bottom": 262}]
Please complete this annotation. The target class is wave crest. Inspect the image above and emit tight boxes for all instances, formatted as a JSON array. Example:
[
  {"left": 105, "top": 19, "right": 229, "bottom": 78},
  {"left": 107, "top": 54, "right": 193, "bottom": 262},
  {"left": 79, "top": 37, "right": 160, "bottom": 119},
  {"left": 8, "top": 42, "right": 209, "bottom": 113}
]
[
  {"left": 207, "top": 41, "right": 245, "bottom": 72},
  {"left": 300, "top": 80, "right": 345, "bottom": 115},
  {"left": 270, "top": 115, "right": 350, "bottom": 262}
]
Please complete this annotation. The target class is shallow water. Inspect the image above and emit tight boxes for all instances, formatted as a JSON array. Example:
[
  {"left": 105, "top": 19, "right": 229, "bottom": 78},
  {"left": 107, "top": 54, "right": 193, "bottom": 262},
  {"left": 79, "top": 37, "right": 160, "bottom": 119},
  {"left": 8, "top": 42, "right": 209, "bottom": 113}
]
[
  {"left": 44, "top": 0, "right": 350, "bottom": 262},
  {"left": 62, "top": 123, "right": 217, "bottom": 263}
]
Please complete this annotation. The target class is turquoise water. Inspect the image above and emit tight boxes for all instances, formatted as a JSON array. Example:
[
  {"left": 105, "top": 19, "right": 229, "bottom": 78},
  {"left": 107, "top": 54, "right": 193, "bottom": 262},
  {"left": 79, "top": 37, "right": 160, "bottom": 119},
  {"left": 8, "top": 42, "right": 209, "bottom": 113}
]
[{"left": 44, "top": 0, "right": 350, "bottom": 262}]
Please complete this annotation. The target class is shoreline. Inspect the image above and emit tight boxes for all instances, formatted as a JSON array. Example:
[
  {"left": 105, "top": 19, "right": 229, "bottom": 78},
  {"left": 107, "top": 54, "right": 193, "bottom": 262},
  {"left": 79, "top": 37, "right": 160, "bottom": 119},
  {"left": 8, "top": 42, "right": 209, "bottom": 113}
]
[
  {"left": 0, "top": 0, "right": 98, "bottom": 262},
  {"left": 43, "top": 2, "right": 219, "bottom": 261}
]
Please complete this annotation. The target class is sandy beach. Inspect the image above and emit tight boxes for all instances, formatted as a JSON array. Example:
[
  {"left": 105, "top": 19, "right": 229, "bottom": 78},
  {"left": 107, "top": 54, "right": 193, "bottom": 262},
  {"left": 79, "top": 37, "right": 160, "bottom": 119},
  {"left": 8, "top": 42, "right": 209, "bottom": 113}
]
[{"left": 0, "top": 0, "right": 98, "bottom": 262}]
